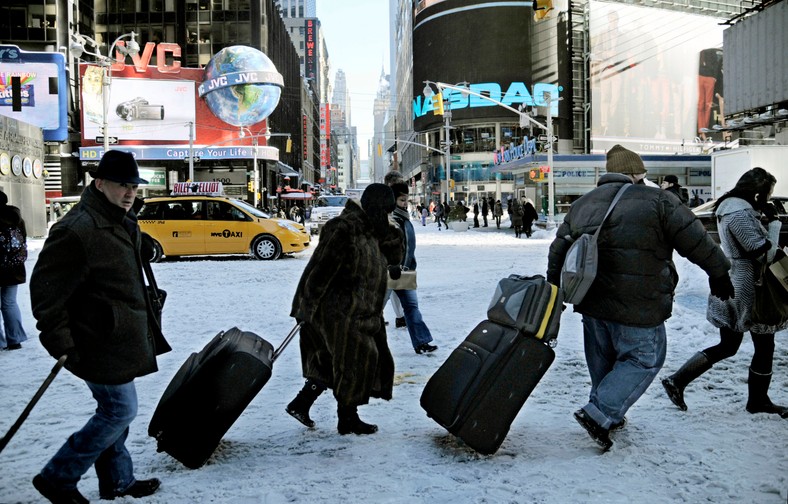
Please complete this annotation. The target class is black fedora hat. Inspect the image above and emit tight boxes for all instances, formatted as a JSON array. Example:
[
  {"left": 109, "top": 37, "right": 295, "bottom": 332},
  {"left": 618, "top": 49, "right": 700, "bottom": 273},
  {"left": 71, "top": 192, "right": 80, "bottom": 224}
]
[{"left": 89, "top": 150, "right": 148, "bottom": 184}]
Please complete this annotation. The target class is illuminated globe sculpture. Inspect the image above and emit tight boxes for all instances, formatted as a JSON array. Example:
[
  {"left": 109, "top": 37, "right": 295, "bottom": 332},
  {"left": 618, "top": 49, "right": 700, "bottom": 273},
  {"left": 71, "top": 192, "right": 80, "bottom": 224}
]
[{"left": 198, "top": 45, "right": 283, "bottom": 127}]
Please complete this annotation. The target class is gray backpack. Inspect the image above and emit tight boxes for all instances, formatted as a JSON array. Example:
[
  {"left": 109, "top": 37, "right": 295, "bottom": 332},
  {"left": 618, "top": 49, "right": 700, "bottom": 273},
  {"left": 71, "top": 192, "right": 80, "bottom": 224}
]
[{"left": 561, "top": 184, "right": 630, "bottom": 304}]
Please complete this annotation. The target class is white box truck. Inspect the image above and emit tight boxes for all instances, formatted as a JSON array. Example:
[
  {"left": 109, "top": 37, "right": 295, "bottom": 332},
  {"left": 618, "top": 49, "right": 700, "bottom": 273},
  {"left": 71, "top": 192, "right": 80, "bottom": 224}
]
[{"left": 711, "top": 146, "right": 788, "bottom": 199}]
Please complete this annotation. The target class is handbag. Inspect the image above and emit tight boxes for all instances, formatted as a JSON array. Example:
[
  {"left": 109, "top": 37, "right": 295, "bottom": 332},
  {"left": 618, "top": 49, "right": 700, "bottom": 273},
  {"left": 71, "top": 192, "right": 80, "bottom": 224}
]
[
  {"left": 751, "top": 252, "right": 788, "bottom": 326},
  {"left": 142, "top": 258, "right": 172, "bottom": 354},
  {"left": 561, "top": 184, "right": 630, "bottom": 304},
  {"left": 387, "top": 269, "right": 417, "bottom": 290}
]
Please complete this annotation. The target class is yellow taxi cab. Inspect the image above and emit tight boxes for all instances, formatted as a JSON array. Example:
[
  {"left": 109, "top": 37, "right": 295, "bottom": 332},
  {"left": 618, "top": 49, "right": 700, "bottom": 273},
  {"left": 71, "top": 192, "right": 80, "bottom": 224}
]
[{"left": 138, "top": 182, "right": 310, "bottom": 261}]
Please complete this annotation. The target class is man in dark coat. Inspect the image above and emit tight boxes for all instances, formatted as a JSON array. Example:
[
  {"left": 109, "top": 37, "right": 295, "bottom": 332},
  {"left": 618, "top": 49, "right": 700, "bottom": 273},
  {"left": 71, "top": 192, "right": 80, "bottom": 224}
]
[
  {"left": 522, "top": 198, "right": 539, "bottom": 238},
  {"left": 661, "top": 174, "right": 689, "bottom": 205},
  {"left": 287, "top": 184, "right": 403, "bottom": 435},
  {"left": 546, "top": 144, "right": 733, "bottom": 451},
  {"left": 30, "top": 150, "right": 169, "bottom": 503},
  {"left": 0, "top": 190, "right": 28, "bottom": 350},
  {"left": 481, "top": 197, "right": 489, "bottom": 227}
]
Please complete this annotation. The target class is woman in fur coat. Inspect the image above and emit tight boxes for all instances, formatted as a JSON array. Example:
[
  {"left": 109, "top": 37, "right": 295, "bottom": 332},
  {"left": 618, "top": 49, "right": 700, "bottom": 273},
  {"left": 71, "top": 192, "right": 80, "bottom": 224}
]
[
  {"left": 287, "top": 184, "right": 403, "bottom": 434},
  {"left": 662, "top": 168, "right": 788, "bottom": 418}
]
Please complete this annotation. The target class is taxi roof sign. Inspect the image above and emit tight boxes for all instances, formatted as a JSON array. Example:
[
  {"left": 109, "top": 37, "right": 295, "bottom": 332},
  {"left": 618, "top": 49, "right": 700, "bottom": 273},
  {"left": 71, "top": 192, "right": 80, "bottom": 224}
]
[{"left": 171, "top": 181, "right": 223, "bottom": 196}]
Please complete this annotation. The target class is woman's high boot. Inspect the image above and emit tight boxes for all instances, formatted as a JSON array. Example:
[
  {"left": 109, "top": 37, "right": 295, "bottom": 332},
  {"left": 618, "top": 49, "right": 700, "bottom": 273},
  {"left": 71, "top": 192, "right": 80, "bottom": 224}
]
[
  {"left": 337, "top": 405, "right": 378, "bottom": 435},
  {"left": 661, "top": 352, "right": 713, "bottom": 411},
  {"left": 286, "top": 379, "right": 326, "bottom": 428},
  {"left": 746, "top": 368, "right": 788, "bottom": 418}
]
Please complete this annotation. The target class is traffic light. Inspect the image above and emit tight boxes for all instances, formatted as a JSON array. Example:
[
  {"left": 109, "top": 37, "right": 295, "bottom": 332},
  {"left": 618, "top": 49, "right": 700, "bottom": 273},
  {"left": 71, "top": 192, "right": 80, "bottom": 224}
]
[
  {"left": 247, "top": 180, "right": 254, "bottom": 192},
  {"left": 285, "top": 138, "right": 292, "bottom": 153},
  {"left": 433, "top": 92, "right": 444, "bottom": 116},
  {"left": 533, "top": 0, "right": 553, "bottom": 21}
]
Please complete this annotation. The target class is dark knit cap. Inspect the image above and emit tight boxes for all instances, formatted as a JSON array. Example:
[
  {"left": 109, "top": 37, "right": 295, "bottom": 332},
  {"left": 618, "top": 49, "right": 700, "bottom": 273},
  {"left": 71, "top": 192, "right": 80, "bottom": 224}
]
[
  {"left": 390, "top": 182, "right": 409, "bottom": 198},
  {"left": 361, "top": 183, "right": 395, "bottom": 214},
  {"left": 89, "top": 150, "right": 149, "bottom": 184},
  {"left": 664, "top": 174, "right": 679, "bottom": 184},
  {"left": 606, "top": 145, "right": 646, "bottom": 175}
]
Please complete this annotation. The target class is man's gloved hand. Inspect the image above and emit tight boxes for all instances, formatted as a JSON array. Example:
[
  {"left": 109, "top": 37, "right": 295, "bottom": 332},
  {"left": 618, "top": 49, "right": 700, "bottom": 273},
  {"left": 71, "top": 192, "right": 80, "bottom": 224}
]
[
  {"left": 388, "top": 265, "right": 402, "bottom": 280},
  {"left": 762, "top": 202, "right": 779, "bottom": 223},
  {"left": 709, "top": 273, "right": 735, "bottom": 301},
  {"left": 62, "top": 348, "right": 80, "bottom": 367}
]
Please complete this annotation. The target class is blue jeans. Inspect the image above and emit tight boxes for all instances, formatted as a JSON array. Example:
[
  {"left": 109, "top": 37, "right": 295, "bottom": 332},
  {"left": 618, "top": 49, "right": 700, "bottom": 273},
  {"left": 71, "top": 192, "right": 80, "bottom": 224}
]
[
  {"left": 387, "top": 289, "right": 434, "bottom": 348},
  {"left": 41, "top": 380, "right": 138, "bottom": 495},
  {"left": 0, "top": 285, "right": 27, "bottom": 348},
  {"left": 580, "top": 316, "right": 666, "bottom": 429}
]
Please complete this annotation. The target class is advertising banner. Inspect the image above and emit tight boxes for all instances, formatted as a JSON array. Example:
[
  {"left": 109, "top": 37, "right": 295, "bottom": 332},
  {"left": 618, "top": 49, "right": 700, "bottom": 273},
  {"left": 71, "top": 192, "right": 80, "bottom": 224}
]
[
  {"left": 413, "top": 1, "right": 560, "bottom": 132},
  {"left": 589, "top": 1, "right": 726, "bottom": 153},
  {"left": 0, "top": 45, "right": 68, "bottom": 142},
  {"left": 79, "top": 52, "right": 273, "bottom": 159}
]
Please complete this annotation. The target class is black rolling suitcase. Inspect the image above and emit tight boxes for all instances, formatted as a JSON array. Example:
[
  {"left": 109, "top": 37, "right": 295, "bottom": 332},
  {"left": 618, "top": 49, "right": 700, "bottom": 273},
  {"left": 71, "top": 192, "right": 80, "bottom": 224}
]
[
  {"left": 420, "top": 275, "right": 560, "bottom": 455},
  {"left": 148, "top": 325, "right": 298, "bottom": 469}
]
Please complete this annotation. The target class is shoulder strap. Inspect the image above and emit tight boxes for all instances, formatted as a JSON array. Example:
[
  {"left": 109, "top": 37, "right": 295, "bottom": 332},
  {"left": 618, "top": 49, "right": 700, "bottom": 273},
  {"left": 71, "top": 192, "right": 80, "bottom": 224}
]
[{"left": 592, "top": 184, "right": 631, "bottom": 239}]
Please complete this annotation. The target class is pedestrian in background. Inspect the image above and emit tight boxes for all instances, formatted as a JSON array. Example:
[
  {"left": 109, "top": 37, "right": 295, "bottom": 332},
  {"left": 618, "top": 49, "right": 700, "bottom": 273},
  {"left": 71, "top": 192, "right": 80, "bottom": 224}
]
[
  {"left": 434, "top": 202, "right": 444, "bottom": 230},
  {"left": 494, "top": 199, "right": 503, "bottom": 229},
  {"left": 481, "top": 197, "right": 489, "bottom": 227},
  {"left": 287, "top": 184, "right": 402, "bottom": 435},
  {"left": 522, "top": 197, "right": 539, "bottom": 238},
  {"left": 472, "top": 201, "right": 480, "bottom": 228},
  {"left": 506, "top": 196, "right": 514, "bottom": 228},
  {"left": 382, "top": 170, "right": 407, "bottom": 328},
  {"left": 30, "top": 150, "right": 169, "bottom": 503},
  {"left": 662, "top": 167, "right": 788, "bottom": 418},
  {"left": 510, "top": 197, "right": 524, "bottom": 238},
  {"left": 389, "top": 182, "right": 437, "bottom": 355},
  {"left": 661, "top": 175, "right": 689, "bottom": 205},
  {"left": 546, "top": 144, "right": 732, "bottom": 451},
  {"left": 0, "top": 190, "right": 28, "bottom": 351}
]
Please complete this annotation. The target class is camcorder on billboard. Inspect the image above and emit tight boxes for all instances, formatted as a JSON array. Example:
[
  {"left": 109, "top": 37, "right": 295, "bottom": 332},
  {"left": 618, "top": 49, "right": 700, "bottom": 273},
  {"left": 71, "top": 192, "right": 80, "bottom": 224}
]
[
  {"left": 589, "top": 0, "right": 726, "bottom": 153},
  {"left": 413, "top": 0, "right": 561, "bottom": 132}
]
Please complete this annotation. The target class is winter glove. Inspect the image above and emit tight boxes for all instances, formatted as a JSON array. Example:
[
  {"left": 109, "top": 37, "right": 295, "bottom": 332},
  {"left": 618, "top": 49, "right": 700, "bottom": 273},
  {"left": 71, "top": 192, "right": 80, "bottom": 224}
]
[
  {"left": 709, "top": 273, "right": 735, "bottom": 301},
  {"left": 388, "top": 265, "right": 402, "bottom": 280},
  {"left": 62, "top": 348, "right": 80, "bottom": 367},
  {"left": 762, "top": 202, "right": 779, "bottom": 223}
]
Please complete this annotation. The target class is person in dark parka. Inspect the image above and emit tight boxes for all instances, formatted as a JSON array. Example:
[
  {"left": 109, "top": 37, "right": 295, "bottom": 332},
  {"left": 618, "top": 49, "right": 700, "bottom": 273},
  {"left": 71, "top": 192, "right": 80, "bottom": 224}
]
[
  {"left": 30, "top": 150, "right": 170, "bottom": 503},
  {"left": 287, "top": 183, "right": 403, "bottom": 435},
  {"left": 521, "top": 197, "right": 539, "bottom": 238},
  {"left": 546, "top": 144, "right": 732, "bottom": 451},
  {"left": 0, "top": 190, "right": 28, "bottom": 350}
]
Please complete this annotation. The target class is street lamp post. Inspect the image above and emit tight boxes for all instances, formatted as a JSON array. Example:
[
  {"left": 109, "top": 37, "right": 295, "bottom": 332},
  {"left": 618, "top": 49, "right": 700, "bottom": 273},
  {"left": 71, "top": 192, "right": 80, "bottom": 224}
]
[
  {"left": 431, "top": 81, "right": 559, "bottom": 227},
  {"left": 423, "top": 81, "right": 468, "bottom": 205}
]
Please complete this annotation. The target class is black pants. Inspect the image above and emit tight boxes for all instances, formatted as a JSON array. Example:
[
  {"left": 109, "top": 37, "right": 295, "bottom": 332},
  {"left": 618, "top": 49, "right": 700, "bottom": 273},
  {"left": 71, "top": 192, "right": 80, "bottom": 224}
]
[{"left": 703, "top": 326, "right": 776, "bottom": 374}]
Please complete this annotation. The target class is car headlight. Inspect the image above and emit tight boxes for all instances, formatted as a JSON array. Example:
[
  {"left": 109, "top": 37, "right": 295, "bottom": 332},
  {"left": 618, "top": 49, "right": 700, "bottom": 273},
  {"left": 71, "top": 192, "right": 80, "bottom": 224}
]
[{"left": 278, "top": 220, "right": 300, "bottom": 232}]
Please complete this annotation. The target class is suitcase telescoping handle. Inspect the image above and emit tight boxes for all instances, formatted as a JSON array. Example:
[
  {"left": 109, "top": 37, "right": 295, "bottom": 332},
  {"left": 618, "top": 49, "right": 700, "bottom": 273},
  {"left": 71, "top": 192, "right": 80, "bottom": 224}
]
[
  {"left": 0, "top": 354, "right": 68, "bottom": 454},
  {"left": 272, "top": 322, "right": 302, "bottom": 362}
]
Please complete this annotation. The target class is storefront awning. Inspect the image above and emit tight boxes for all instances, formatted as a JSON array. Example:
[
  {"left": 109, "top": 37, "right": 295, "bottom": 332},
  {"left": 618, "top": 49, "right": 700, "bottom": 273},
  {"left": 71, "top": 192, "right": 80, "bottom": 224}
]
[
  {"left": 280, "top": 192, "right": 313, "bottom": 200},
  {"left": 277, "top": 161, "right": 299, "bottom": 177}
]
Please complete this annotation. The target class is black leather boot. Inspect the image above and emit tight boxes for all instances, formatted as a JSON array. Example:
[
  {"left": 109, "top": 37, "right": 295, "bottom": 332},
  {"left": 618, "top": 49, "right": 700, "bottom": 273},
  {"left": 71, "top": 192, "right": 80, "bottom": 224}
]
[
  {"left": 746, "top": 368, "right": 788, "bottom": 418},
  {"left": 661, "top": 352, "right": 713, "bottom": 411},
  {"left": 286, "top": 379, "right": 326, "bottom": 428},
  {"left": 337, "top": 405, "right": 378, "bottom": 435}
]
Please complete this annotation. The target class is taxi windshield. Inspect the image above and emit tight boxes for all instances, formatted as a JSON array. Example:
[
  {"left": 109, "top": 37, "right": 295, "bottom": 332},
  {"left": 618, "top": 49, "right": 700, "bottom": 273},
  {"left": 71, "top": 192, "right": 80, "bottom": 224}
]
[
  {"left": 317, "top": 196, "right": 348, "bottom": 207},
  {"left": 232, "top": 198, "right": 270, "bottom": 218}
]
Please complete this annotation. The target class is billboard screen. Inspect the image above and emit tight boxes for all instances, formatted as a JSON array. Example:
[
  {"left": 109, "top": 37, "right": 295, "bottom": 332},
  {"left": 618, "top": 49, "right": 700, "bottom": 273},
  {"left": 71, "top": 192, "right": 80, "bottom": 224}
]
[
  {"left": 82, "top": 76, "right": 196, "bottom": 141},
  {"left": 79, "top": 50, "right": 275, "bottom": 161},
  {"left": 413, "top": 0, "right": 563, "bottom": 132},
  {"left": 0, "top": 45, "right": 68, "bottom": 142},
  {"left": 589, "top": 1, "right": 727, "bottom": 153}
]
